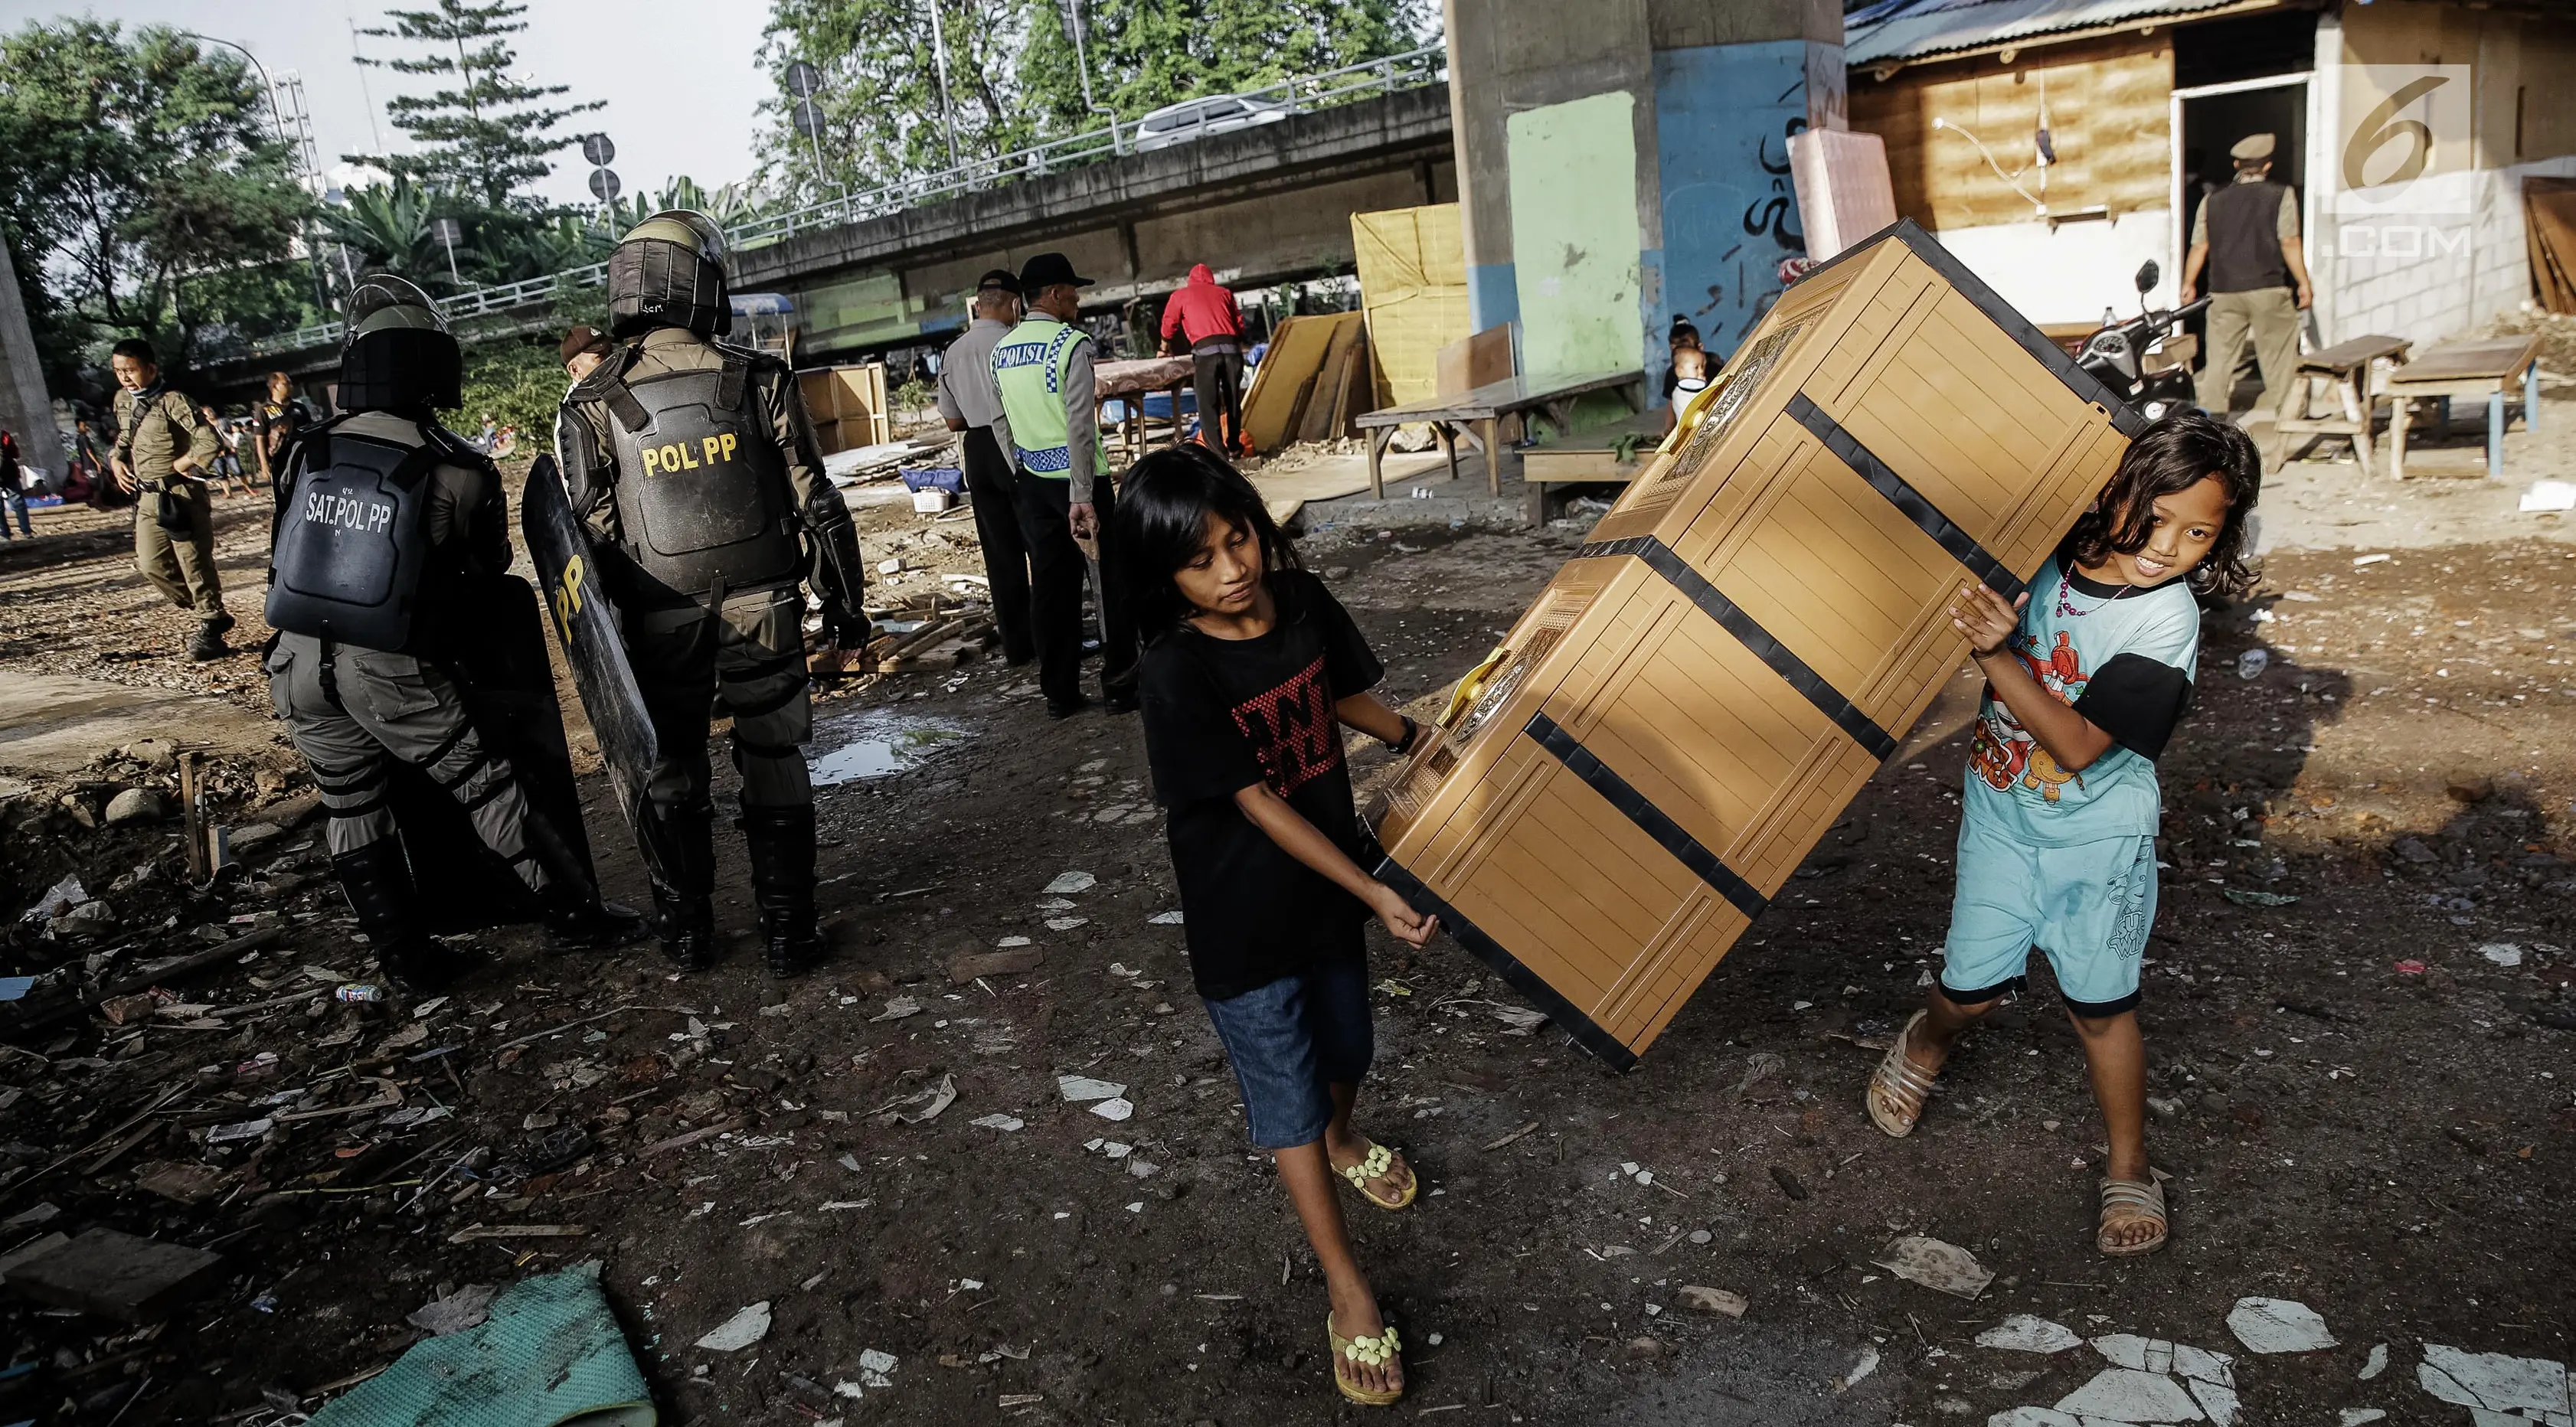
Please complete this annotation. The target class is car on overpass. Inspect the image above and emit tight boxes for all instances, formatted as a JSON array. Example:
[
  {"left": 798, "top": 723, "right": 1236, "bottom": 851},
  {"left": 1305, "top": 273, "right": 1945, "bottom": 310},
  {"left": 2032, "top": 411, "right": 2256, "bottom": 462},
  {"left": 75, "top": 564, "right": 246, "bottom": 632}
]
[{"left": 1133, "top": 93, "right": 1297, "bottom": 152}]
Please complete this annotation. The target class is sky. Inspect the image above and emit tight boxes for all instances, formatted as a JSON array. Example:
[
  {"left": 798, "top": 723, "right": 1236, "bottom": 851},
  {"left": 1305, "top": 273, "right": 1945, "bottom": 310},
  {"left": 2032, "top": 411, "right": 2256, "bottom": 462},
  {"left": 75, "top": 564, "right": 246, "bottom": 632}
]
[{"left": 0, "top": 0, "right": 776, "bottom": 207}]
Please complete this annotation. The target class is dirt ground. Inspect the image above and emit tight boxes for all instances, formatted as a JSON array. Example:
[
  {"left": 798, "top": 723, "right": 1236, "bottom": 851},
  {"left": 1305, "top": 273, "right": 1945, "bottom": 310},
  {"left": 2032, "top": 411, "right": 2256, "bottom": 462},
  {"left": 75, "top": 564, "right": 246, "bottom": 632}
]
[{"left": 1, "top": 399, "right": 2572, "bottom": 1426}]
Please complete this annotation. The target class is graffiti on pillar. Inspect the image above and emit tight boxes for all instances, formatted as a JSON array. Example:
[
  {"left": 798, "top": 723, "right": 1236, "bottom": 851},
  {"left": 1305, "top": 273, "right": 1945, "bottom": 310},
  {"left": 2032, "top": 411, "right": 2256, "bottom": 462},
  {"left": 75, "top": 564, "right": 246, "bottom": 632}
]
[{"left": 1655, "top": 41, "right": 1830, "bottom": 362}]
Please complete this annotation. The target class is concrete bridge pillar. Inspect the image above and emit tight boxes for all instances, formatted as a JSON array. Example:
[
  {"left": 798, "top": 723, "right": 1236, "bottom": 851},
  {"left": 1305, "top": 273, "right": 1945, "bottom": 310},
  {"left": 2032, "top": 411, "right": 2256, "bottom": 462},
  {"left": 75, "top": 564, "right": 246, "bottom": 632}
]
[
  {"left": 0, "top": 240, "right": 65, "bottom": 480},
  {"left": 1442, "top": 0, "right": 1844, "bottom": 388}
]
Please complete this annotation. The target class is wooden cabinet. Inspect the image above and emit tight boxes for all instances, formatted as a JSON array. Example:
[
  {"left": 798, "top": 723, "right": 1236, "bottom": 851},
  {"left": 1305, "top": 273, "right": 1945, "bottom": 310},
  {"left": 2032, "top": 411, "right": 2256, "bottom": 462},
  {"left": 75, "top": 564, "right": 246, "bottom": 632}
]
[{"left": 1373, "top": 220, "right": 2144, "bottom": 1067}]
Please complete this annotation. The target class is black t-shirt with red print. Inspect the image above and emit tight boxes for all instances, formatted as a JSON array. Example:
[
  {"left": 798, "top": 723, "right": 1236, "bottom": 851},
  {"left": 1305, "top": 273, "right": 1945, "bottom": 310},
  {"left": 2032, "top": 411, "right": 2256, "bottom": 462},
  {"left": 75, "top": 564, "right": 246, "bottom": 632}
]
[{"left": 1139, "top": 569, "right": 1384, "bottom": 1000}]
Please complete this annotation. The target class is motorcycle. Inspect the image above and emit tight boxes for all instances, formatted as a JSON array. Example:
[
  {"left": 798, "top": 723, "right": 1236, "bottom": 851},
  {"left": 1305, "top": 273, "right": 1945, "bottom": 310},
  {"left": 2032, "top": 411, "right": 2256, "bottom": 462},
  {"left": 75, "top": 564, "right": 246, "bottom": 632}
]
[{"left": 2075, "top": 260, "right": 2210, "bottom": 424}]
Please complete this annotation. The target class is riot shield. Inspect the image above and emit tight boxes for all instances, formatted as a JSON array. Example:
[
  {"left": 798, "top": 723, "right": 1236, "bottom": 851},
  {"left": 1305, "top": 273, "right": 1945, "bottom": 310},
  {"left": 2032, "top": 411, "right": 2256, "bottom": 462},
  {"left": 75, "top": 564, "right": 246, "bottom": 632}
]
[
  {"left": 384, "top": 573, "right": 602, "bottom": 931},
  {"left": 519, "top": 453, "right": 659, "bottom": 798}
]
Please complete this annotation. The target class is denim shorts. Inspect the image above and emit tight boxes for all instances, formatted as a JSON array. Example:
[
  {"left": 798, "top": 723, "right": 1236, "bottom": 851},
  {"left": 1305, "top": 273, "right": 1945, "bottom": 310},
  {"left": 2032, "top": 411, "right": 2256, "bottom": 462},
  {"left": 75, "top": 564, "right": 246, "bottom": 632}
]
[{"left": 1200, "top": 955, "right": 1373, "bottom": 1149}]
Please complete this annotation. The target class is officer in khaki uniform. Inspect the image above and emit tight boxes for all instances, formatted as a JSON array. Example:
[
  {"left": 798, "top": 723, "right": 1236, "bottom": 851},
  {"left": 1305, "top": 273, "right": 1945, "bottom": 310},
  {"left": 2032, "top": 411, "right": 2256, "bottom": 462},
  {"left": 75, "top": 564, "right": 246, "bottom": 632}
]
[
  {"left": 109, "top": 338, "right": 234, "bottom": 660},
  {"left": 2182, "top": 132, "right": 2314, "bottom": 419},
  {"left": 556, "top": 211, "right": 871, "bottom": 977},
  {"left": 266, "top": 279, "right": 642, "bottom": 993}
]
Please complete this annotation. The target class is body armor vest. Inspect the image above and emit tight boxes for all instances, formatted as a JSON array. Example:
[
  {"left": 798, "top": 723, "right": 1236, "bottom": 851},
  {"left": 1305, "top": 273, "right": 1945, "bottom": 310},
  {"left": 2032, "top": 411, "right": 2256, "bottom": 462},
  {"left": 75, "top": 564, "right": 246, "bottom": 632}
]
[
  {"left": 603, "top": 358, "right": 802, "bottom": 602},
  {"left": 265, "top": 420, "right": 443, "bottom": 652}
]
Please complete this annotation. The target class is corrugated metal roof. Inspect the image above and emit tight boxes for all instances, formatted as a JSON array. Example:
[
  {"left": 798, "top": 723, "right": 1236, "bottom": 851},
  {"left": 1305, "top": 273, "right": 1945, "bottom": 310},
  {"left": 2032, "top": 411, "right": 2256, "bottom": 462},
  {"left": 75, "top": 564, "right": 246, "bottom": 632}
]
[{"left": 1845, "top": 0, "right": 2258, "bottom": 66}]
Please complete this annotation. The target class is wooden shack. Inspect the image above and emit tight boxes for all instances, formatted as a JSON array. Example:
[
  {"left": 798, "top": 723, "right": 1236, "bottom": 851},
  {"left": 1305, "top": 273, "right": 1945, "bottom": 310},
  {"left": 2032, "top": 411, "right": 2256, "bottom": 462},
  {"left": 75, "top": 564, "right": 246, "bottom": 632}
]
[{"left": 1371, "top": 220, "right": 2144, "bottom": 1067}]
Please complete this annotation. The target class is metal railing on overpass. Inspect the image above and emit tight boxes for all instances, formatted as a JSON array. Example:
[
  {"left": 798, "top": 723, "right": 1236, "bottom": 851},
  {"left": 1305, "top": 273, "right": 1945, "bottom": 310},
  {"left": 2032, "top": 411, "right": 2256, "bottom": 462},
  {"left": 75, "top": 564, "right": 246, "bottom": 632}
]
[{"left": 251, "top": 43, "right": 1447, "bottom": 358}]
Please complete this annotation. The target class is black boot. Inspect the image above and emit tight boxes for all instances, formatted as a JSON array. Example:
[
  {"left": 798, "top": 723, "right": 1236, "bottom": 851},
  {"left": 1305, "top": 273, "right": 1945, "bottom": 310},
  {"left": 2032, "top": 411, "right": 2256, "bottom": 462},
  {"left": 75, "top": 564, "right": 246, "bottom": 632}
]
[
  {"left": 332, "top": 839, "right": 472, "bottom": 994},
  {"left": 543, "top": 886, "right": 649, "bottom": 951},
  {"left": 188, "top": 619, "right": 231, "bottom": 662},
  {"left": 654, "top": 893, "right": 717, "bottom": 971},
  {"left": 519, "top": 802, "right": 647, "bottom": 952},
  {"left": 639, "top": 802, "right": 718, "bottom": 971},
  {"left": 740, "top": 802, "right": 824, "bottom": 978}
]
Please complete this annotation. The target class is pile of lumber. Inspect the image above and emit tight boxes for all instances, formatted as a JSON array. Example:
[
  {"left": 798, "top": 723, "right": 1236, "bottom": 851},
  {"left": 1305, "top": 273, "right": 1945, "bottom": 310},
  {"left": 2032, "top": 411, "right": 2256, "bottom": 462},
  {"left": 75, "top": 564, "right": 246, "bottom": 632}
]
[
  {"left": 812, "top": 592, "right": 998, "bottom": 678},
  {"left": 1241, "top": 311, "right": 1373, "bottom": 452}
]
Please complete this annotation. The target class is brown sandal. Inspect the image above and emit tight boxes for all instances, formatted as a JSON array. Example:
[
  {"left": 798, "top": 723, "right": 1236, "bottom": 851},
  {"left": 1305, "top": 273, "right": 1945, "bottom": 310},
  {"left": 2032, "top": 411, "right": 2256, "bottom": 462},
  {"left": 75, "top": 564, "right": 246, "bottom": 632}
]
[
  {"left": 1865, "top": 1010, "right": 1939, "bottom": 1137},
  {"left": 2097, "top": 1175, "right": 2169, "bottom": 1256}
]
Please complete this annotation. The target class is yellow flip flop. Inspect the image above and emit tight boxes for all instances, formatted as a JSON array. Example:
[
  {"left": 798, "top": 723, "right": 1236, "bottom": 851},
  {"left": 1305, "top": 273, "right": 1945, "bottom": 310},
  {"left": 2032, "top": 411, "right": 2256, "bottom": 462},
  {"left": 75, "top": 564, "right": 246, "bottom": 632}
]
[
  {"left": 1327, "top": 1311, "right": 1404, "bottom": 1407},
  {"left": 1337, "top": 1141, "right": 1417, "bottom": 1210}
]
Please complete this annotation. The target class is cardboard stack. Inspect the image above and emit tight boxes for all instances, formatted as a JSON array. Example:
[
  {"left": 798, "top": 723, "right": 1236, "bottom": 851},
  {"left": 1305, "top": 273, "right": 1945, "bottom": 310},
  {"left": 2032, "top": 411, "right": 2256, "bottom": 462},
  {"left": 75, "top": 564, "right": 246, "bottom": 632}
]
[
  {"left": 798, "top": 364, "right": 891, "bottom": 456},
  {"left": 1371, "top": 221, "right": 2146, "bottom": 1067}
]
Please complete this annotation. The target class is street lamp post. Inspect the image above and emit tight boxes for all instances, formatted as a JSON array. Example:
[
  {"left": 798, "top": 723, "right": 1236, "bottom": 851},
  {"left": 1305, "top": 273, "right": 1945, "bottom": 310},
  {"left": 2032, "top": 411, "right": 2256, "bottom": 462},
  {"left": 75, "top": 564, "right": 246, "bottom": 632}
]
[
  {"left": 924, "top": 1, "right": 963, "bottom": 170},
  {"left": 181, "top": 32, "right": 334, "bottom": 317}
]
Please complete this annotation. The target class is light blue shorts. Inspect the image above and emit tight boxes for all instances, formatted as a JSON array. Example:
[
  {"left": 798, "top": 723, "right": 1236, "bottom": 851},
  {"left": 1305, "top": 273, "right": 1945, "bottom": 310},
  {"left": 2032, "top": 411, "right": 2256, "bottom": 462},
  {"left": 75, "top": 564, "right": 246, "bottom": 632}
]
[{"left": 1939, "top": 808, "right": 2156, "bottom": 1017}]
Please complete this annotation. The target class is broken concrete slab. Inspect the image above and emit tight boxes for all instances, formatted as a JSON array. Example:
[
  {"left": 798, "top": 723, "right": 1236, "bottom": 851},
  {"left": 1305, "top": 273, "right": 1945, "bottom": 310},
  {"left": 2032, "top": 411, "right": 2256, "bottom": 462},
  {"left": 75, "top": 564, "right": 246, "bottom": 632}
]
[
  {"left": 1988, "top": 1409, "right": 2083, "bottom": 1427},
  {"left": 2091, "top": 1334, "right": 2235, "bottom": 1387},
  {"left": 2190, "top": 1377, "right": 2242, "bottom": 1427},
  {"left": 2227, "top": 1297, "right": 2337, "bottom": 1354},
  {"left": 1979, "top": 1315, "right": 2084, "bottom": 1354},
  {"left": 2053, "top": 1367, "right": 2206, "bottom": 1422},
  {"left": 695, "top": 1301, "right": 772, "bottom": 1352},
  {"left": 2417, "top": 1345, "right": 2571, "bottom": 1424},
  {"left": 5, "top": 1227, "right": 223, "bottom": 1322}
]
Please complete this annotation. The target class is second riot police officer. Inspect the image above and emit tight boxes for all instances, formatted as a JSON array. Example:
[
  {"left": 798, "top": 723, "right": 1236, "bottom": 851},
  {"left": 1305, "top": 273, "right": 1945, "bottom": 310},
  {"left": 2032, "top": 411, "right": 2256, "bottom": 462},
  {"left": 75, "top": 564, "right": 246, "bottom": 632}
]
[
  {"left": 266, "top": 278, "right": 641, "bottom": 993},
  {"left": 555, "top": 211, "right": 870, "bottom": 978}
]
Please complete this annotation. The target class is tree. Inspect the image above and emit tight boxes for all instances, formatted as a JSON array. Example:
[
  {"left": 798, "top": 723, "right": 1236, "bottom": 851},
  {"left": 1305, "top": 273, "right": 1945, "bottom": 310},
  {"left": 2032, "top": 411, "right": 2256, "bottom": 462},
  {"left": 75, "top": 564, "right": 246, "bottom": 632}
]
[
  {"left": 0, "top": 19, "right": 312, "bottom": 384},
  {"left": 757, "top": 0, "right": 1427, "bottom": 204},
  {"left": 358, "top": 1, "right": 602, "bottom": 207}
]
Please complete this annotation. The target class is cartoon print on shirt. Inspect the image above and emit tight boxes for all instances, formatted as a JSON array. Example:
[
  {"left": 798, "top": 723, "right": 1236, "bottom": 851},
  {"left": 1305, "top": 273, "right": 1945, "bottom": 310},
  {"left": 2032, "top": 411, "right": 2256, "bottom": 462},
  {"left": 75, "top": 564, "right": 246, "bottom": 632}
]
[{"left": 1970, "top": 628, "right": 2092, "bottom": 794}]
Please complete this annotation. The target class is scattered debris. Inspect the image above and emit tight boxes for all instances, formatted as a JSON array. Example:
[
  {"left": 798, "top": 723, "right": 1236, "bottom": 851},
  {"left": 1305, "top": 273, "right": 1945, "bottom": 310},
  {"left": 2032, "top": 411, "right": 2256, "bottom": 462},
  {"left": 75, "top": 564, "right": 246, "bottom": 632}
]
[
  {"left": 878, "top": 1073, "right": 957, "bottom": 1125},
  {"left": 2226, "top": 1297, "right": 2336, "bottom": 1354},
  {"left": 1872, "top": 1234, "right": 1992, "bottom": 1300},
  {"left": 1042, "top": 870, "right": 1095, "bottom": 895},
  {"left": 1769, "top": 1166, "right": 1809, "bottom": 1200},
  {"left": 1835, "top": 1344, "right": 1881, "bottom": 1393},
  {"left": 2360, "top": 1344, "right": 2388, "bottom": 1381},
  {"left": 2480, "top": 943, "right": 2525, "bottom": 968},
  {"left": 950, "top": 947, "right": 1043, "bottom": 982},
  {"left": 1090, "top": 1096, "right": 1135, "bottom": 1122},
  {"left": 1977, "top": 1315, "right": 2084, "bottom": 1355},
  {"left": 1057, "top": 1075, "right": 1126, "bottom": 1102},
  {"left": 1675, "top": 1286, "right": 1747, "bottom": 1318},
  {"left": 695, "top": 1301, "right": 774, "bottom": 1352},
  {"left": 871, "top": 995, "right": 924, "bottom": 1021},
  {"left": 969, "top": 1113, "right": 1025, "bottom": 1132},
  {"left": 406, "top": 1283, "right": 498, "bottom": 1337},
  {"left": 3, "top": 1227, "right": 223, "bottom": 1323}
]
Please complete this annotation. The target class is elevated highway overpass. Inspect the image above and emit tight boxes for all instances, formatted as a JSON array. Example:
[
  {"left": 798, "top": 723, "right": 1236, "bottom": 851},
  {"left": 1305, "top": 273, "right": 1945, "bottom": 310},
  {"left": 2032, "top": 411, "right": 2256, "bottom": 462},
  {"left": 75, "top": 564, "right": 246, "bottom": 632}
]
[{"left": 217, "top": 79, "right": 1453, "bottom": 396}]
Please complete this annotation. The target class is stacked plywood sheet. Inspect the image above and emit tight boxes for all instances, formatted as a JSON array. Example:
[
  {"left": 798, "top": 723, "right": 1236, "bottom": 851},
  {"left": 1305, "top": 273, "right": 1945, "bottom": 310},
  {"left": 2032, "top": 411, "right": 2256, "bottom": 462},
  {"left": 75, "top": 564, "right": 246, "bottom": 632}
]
[
  {"left": 1240, "top": 312, "right": 1371, "bottom": 451},
  {"left": 1371, "top": 220, "right": 2145, "bottom": 1067}
]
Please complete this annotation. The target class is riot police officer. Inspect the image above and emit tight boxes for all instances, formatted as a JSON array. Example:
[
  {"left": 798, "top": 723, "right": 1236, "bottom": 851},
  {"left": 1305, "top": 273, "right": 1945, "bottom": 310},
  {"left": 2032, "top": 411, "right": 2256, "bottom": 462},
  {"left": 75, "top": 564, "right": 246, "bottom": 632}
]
[
  {"left": 555, "top": 211, "right": 870, "bottom": 978},
  {"left": 266, "top": 278, "right": 641, "bottom": 992}
]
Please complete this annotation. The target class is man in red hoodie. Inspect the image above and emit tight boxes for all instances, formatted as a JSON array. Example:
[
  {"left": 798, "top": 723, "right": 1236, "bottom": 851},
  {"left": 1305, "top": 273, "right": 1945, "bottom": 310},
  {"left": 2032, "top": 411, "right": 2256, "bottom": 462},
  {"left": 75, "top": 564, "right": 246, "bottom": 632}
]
[{"left": 1159, "top": 263, "right": 1251, "bottom": 457}]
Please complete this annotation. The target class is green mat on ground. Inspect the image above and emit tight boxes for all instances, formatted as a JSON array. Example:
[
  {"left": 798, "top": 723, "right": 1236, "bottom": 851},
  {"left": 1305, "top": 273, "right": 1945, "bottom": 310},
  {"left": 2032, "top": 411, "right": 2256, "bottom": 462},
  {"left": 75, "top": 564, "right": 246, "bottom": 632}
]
[{"left": 309, "top": 1262, "right": 655, "bottom": 1427}]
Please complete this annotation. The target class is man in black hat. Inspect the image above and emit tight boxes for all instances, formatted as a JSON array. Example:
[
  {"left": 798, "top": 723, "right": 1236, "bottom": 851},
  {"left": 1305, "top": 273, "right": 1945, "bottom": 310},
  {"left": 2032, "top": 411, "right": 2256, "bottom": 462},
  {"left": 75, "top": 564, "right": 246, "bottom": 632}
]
[
  {"left": 937, "top": 270, "right": 1035, "bottom": 665},
  {"left": 990, "top": 252, "right": 1137, "bottom": 716},
  {"left": 2182, "top": 132, "right": 2311, "bottom": 419}
]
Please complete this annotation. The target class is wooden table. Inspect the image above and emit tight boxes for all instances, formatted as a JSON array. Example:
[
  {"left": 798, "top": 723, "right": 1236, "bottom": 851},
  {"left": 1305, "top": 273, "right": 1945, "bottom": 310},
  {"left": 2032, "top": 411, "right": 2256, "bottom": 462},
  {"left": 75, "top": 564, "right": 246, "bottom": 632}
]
[
  {"left": 2270, "top": 334, "right": 2411, "bottom": 476},
  {"left": 2386, "top": 335, "right": 2542, "bottom": 479},
  {"left": 1093, "top": 357, "right": 1198, "bottom": 459},
  {"left": 1353, "top": 368, "right": 1645, "bottom": 498}
]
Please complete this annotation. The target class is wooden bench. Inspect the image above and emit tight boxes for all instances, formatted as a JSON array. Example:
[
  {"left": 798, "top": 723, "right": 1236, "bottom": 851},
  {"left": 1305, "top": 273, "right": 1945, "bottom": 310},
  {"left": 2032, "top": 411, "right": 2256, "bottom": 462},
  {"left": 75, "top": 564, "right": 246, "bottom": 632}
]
[
  {"left": 1353, "top": 368, "right": 1645, "bottom": 498},
  {"left": 2386, "top": 335, "right": 2543, "bottom": 479},
  {"left": 2270, "top": 334, "right": 2411, "bottom": 475}
]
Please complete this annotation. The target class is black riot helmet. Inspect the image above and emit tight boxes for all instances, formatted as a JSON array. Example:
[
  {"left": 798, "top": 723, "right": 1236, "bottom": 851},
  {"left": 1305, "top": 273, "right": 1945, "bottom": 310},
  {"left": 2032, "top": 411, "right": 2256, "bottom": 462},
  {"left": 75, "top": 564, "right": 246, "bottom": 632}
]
[
  {"left": 338, "top": 275, "right": 461, "bottom": 412},
  {"left": 608, "top": 209, "right": 732, "bottom": 338}
]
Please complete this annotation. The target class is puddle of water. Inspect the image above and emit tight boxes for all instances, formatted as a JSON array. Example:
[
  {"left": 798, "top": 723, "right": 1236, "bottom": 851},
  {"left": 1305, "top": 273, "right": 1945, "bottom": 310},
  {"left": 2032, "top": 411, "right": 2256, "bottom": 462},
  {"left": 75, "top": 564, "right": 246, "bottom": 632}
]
[{"left": 810, "top": 709, "right": 970, "bottom": 786}]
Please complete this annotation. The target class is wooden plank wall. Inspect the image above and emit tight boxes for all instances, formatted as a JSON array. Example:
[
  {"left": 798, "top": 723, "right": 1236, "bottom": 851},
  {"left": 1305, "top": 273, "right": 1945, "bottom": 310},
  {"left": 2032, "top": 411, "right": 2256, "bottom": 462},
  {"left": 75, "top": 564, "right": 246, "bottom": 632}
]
[{"left": 1849, "top": 33, "right": 2175, "bottom": 232}]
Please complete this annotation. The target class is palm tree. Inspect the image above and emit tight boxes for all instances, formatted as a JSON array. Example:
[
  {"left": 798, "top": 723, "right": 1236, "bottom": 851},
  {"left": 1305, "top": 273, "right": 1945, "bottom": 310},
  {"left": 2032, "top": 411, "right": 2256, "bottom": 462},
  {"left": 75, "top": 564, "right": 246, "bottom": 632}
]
[{"left": 318, "top": 178, "right": 442, "bottom": 286}]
